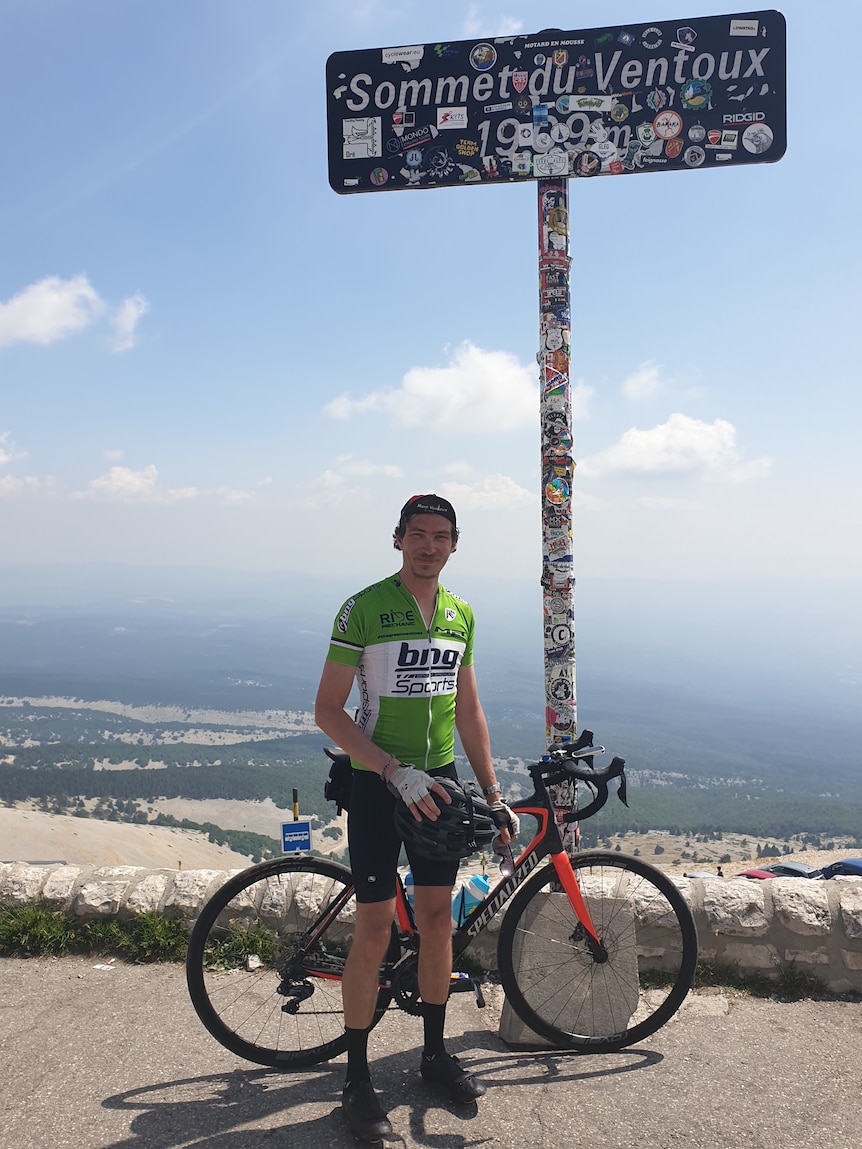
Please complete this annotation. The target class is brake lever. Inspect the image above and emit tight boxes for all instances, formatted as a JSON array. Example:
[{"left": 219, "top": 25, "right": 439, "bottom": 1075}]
[{"left": 617, "top": 768, "right": 628, "bottom": 807}]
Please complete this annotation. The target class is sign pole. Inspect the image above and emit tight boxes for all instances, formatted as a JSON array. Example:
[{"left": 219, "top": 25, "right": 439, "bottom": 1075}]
[
  {"left": 538, "top": 177, "right": 576, "bottom": 746},
  {"left": 538, "top": 177, "right": 579, "bottom": 858}
]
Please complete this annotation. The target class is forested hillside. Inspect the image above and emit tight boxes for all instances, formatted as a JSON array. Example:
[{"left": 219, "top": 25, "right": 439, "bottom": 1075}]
[
  {"left": 3, "top": 701, "right": 861, "bottom": 852},
  {"left": 2, "top": 588, "right": 860, "bottom": 854}
]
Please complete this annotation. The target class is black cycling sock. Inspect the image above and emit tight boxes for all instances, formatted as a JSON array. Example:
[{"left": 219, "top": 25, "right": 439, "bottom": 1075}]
[
  {"left": 344, "top": 1026, "right": 371, "bottom": 1087},
  {"left": 421, "top": 1002, "right": 447, "bottom": 1058}
]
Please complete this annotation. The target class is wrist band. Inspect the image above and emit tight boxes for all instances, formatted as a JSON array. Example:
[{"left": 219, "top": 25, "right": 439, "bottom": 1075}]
[
  {"left": 482, "top": 784, "right": 502, "bottom": 797},
  {"left": 381, "top": 755, "right": 396, "bottom": 781}
]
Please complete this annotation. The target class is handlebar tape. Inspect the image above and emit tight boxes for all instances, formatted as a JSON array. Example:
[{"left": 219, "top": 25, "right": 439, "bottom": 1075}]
[{"left": 560, "top": 756, "right": 628, "bottom": 823}]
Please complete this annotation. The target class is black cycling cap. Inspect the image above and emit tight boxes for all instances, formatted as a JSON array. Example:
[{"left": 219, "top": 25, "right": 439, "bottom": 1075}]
[{"left": 399, "top": 494, "right": 457, "bottom": 529}]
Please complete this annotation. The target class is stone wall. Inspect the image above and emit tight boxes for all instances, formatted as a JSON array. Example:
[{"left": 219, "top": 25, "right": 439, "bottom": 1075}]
[
  {"left": 2, "top": 862, "right": 862, "bottom": 993},
  {"left": 682, "top": 872, "right": 862, "bottom": 993}
]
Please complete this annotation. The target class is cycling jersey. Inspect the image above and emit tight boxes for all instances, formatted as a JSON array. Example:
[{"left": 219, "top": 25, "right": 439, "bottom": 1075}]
[{"left": 326, "top": 573, "right": 475, "bottom": 771}]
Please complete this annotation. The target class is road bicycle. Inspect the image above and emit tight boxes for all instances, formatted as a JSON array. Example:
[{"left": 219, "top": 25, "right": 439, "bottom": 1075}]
[{"left": 186, "top": 731, "right": 698, "bottom": 1068}]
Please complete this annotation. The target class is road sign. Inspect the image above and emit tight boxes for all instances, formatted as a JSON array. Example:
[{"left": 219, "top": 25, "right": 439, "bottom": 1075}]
[
  {"left": 326, "top": 10, "right": 785, "bottom": 194},
  {"left": 281, "top": 820, "right": 312, "bottom": 853}
]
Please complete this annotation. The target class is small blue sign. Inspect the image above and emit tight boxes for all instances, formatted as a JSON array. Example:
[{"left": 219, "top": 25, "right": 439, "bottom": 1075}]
[{"left": 282, "top": 820, "right": 312, "bottom": 853}]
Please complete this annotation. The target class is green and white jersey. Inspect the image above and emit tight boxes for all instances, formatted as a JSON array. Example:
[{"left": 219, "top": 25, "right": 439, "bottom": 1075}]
[{"left": 326, "top": 573, "right": 475, "bottom": 772}]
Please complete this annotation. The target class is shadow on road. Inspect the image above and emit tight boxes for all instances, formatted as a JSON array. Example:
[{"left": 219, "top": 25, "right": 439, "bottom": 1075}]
[{"left": 100, "top": 1033, "right": 662, "bottom": 1149}]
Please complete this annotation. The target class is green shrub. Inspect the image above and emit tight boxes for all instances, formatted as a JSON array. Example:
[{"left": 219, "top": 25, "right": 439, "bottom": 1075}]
[
  {"left": 0, "top": 903, "right": 74, "bottom": 956},
  {"left": 0, "top": 903, "right": 188, "bottom": 962}
]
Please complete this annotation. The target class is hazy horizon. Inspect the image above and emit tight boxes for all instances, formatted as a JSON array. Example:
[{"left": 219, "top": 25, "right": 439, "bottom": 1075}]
[{"left": 1, "top": 561, "right": 858, "bottom": 730}]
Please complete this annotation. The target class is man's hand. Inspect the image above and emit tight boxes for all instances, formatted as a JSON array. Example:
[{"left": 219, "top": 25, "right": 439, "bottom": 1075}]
[
  {"left": 386, "top": 763, "right": 452, "bottom": 822},
  {"left": 488, "top": 799, "right": 520, "bottom": 847}
]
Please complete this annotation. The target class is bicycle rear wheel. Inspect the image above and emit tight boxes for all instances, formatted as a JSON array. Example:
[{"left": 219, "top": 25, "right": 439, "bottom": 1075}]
[
  {"left": 186, "top": 856, "right": 395, "bottom": 1068},
  {"left": 498, "top": 851, "right": 697, "bottom": 1052}
]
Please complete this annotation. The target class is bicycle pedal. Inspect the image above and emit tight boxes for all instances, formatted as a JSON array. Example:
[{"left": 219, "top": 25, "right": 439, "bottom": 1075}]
[{"left": 448, "top": 973, "right": 486, "bottom": 1007}]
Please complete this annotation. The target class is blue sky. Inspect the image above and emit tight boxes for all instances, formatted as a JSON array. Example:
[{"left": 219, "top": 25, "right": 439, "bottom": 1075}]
[{"left": 0, "top": 0, "right": 859, "bottom": 602}]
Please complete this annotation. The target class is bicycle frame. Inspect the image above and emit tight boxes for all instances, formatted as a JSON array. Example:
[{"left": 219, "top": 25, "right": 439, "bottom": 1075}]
[
  {"left": 303, "top": 765, "right": 610, "bottom": 990},
  {"left": 394, "top": 780, "right": 604, "bottom": 964}
]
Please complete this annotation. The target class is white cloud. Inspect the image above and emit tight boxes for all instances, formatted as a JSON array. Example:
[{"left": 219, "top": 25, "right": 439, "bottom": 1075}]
[
  {"left": 213, "top": 478, "right": 274, "bottom": 504},
  {"left": 495, "top": 16, "right": 524, "bottom": 36},
  {"left": 0, "top": 275, "right": 105, "bottom": 347},
  {"left": 0, "top": 433, "right": 47, "bottom": 496},
  {"left": 0, "top": 275, "right": 148, "bottom": 351},
  {"left": 299, "top": 457, "right": 403, "bottom": 509},
  {"left": 442, "top": 461, "right": 473, "bottom": 477},
  {"left": 438, "top": 473, "right": 535, "bottom": 510},
  {"left": 569, "top": 381, "right": 593, "bottom": 421},
  {"left": 215, "top": 487, "right": 255, "bottom": 505},
  {"left": 726, "top": 457, "right": 773, "bottom": 482},
  {"left": 0, "top": 432, "right": 25, "bottom": 466},
  {"left": 4, "top": 458, "right": 262, "bottom": 505},
  {"left": 461, "top": 3, "right": 482, "bottom": 37},
  {"left": 299, "top": 468, "right": 348, "bottom": 509},
  {"left": 0, "top": 475, "right": 45, "bottom": 498},
  {"left": 76, "top": 464, "right": 198, "bottom": 502},
  {"left": 461, "top": 5, "right": 522, "bottom": 37},
  {"left": 325, "top": 344, "right": 592, "bottom": 433},
  {"left": 0, "top": 434, "right": 41, "bottom": 496},
  {"left": 572, "top": 489, "right": 604, "bottom": 509},
  {"left": 579, "top": 413, "right": 772, "bottom": 482},
  {"left": 622, "top": 361, "right": 663, "bottom": 400},
  {"left": 637, "top": 496, "right": 702, "bottom": 511},
  {"left": 333, "top": 455, "right": 404, "bottom": 480},
  {"left": 110, "top": 292, "right": 150, "bottom": 352},
  {"left": 325, "top": 342, "right": 542, "bottom": 433}
]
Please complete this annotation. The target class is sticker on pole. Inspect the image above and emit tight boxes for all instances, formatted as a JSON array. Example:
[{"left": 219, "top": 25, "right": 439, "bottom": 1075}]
[
  {"left": 282, "top": 821, "right": 312, "bottom": 853},
  {"left": 326, "top": 10, "right": 786, "bottom": 193}
]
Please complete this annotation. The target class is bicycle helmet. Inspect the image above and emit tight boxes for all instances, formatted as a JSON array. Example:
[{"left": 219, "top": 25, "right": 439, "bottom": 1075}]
[{"left": 393, "top": 777, "right": 497, "bottom": 862}]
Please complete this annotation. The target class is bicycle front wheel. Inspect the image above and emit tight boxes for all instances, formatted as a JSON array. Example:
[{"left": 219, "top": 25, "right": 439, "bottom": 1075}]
[
  {"left": 186, "top": 856, "right": 395, "bottom": 1068},
  {"left": 498, "top": 851, "right": 697, "bottom": 1052}
]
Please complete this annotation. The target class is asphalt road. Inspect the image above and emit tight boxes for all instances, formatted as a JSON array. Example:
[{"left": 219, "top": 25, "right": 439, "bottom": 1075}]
[{"left": 1, "top": 956, "right": 860, "bottom": 1149}]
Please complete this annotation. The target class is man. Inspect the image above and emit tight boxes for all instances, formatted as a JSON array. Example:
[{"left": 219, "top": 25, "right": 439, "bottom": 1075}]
[{"left": 314, "top": 494, "right": 515, "bottom": 1142}]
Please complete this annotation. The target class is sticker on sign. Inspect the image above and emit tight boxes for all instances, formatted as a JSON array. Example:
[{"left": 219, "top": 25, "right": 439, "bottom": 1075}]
[
  {"left": 381, "top": 46, "right": 424, "bottom": 68},
  {"left": 729, "top": 19, "right": 759, "bottom": 35},
  {"left": 437, "top": 107, "right": 468, "bottom": 129},
  {"left": 534, "top": 152, "right": 570, "bottom": 176}
]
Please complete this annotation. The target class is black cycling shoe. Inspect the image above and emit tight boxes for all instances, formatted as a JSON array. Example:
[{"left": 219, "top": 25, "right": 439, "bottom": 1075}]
[
  {"left": 420, "top": 1051, "right": 486, "bottom": 1104},
  {"left": 341, "top": 1080, "right": 393, "bottom": 1143}
]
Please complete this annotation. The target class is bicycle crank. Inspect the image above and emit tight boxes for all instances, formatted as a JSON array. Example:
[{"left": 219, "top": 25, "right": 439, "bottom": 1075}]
[{"left": 390, "top": 954, "right": 423, "bottom": 1015}]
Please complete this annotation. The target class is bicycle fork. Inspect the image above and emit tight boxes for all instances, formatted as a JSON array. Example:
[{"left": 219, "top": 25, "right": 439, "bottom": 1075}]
[{"left": 550, "top": 850, "right": 609, "bottom": 963}]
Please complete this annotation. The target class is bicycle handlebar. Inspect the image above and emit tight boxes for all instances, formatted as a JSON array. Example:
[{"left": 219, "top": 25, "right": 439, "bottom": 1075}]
[{"left": 528, "top": 729, "right": 628, "bottom": 823}]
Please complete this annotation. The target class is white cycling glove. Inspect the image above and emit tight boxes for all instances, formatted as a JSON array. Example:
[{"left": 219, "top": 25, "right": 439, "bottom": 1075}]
[
  {"left": 386, "top": 762, "right": 434, "bottom": 806},
  {"left": 489, "top": 799, "right": 520, "bottom": 841}
]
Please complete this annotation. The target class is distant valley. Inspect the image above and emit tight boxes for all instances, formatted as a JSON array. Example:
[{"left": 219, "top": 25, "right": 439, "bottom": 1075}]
[{"left": 1, "top": 568, "right": 860, "bottom": 863}]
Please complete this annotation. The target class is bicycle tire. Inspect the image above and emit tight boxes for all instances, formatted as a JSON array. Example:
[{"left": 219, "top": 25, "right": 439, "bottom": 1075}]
[
  {"left": 186, "top": 856, "right": 395, "bottom": 1068},
  {"left": 498, "top": 851, "right": 697, "bottom": 1052}
]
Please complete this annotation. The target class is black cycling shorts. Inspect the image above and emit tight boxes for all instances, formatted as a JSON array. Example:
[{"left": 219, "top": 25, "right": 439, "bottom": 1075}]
[{"left": 347, "top": 763, "right": 460, "bottom": 903}]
